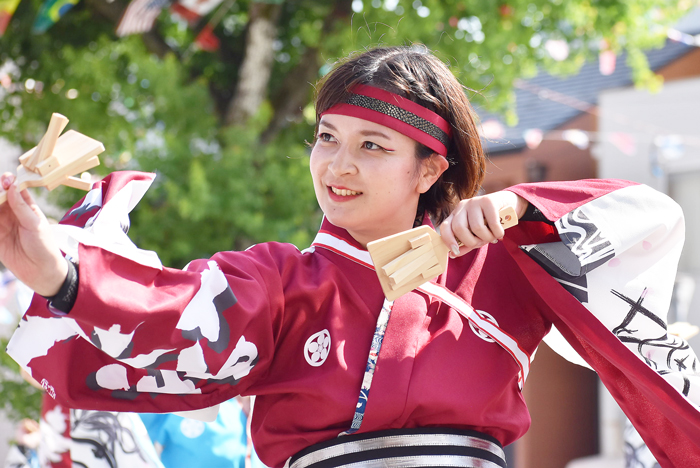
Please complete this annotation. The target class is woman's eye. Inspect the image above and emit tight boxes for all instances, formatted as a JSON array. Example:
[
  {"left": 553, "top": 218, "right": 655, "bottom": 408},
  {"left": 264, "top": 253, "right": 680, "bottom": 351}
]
[
  {"left": 318, "top": 132, "right": 336, "bottom": 142},
  {"left": 362, "top": 141, "right": 381, "bottom": 150}
]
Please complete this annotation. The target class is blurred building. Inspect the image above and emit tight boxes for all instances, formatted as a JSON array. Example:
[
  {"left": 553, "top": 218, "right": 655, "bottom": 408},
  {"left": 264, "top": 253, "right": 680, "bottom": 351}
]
[{"left": 477, "top": 8, "right": 700, "bottom": 468}]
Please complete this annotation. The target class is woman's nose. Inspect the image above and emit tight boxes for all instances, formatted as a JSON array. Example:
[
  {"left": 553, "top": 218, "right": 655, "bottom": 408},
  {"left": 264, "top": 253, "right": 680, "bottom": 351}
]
[{"left": 328, "top": 145, "right": 358, "bottom": 176}]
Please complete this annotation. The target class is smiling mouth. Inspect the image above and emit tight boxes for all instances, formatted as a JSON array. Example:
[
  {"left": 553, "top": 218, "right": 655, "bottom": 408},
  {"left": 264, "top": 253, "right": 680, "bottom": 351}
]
[{"left": 330, "top": 186, "right": 362, "bottom": 196}]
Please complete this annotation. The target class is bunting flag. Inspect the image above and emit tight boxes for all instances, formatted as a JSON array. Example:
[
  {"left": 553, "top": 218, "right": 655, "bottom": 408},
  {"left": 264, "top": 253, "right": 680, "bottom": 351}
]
[
  {"left": 599, "top": 49, "right": 616, "bottom": 76},
  {"left": 171, "top": 0, "right": 223, "bottom": 24},
  {"left": 598, "top": 39, "right": 616, "bottom": 76},
  {"left": 609, "top": 131, "right": 637, "bottom": 156},
  {"left": 0, "top": 0, "right": 21, "bottom": 36},
  {"left": 561, "top": 129, "right": 589, "bottom": 150},
  {"left": 170, "top": 2, "right": 198, "bottom": 24},
  {"left": 194, "top": 23, "right": 219, "bottom": 51},
  {"left": 31, "top": 0, "right": 80, "bottom": 33},
  {"left": 187, "top": 0, "right": 232, "bottom": 53},
  {"left": 479, "top": 119, "right": 505, "bottom": 139},
  {"left": 523, "top": 128, "right": 543, "bottom": 149},
  {"left": 116, "top": 0, "right": 170, "bottom": 37}
]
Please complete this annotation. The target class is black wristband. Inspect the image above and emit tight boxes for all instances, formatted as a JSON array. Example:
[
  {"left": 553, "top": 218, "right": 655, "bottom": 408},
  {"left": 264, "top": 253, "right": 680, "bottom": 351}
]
[
  {"left": 41, "top": 257, "right": 79, "bottom": 314},
  {"left": 520, "top": 202, "right": 555, "bottom": 225}
]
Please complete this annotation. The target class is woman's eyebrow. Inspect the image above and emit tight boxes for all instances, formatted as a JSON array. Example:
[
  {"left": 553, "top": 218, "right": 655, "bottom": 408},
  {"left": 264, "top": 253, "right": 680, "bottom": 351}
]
[
  {"left": 359, "top": 130, "right": 391, "bottom": 139},
  {"left": 319, "top": 119, "right": 390, "bottom": 140},
  {"left": 318, "top": 120, "right": 337, "bottom": 131}
]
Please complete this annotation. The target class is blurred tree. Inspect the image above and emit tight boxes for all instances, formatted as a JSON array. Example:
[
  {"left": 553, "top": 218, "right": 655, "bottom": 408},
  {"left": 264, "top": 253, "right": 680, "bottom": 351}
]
[
  {"left": 0, "top": 338, "right": 42, "bottom": 421},
  {"left": 0, "top": 0, "right": 695, "bottom": 267}
]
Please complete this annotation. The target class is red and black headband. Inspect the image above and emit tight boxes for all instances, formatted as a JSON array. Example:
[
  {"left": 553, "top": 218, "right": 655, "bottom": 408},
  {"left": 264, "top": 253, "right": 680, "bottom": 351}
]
[{"left": 321, "top": 84, "right": 452, "bottom": 156}]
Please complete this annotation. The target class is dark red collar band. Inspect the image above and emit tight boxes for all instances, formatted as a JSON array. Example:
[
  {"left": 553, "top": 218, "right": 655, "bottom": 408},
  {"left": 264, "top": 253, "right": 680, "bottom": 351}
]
[{"left": 321, "top": 84, "right": 452, "bottom": 156}]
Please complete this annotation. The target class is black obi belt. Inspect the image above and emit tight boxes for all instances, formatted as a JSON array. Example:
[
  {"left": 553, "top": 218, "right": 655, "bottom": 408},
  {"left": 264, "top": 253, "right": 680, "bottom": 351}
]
[{"left": 287, "top": 428, "right": 507, "bottom": 468}]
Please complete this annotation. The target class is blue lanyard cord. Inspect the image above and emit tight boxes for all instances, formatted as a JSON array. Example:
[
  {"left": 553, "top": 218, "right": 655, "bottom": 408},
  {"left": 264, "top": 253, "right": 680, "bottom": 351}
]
[{"left": 339, "top": 298, "right": 394, "bottom": 436}]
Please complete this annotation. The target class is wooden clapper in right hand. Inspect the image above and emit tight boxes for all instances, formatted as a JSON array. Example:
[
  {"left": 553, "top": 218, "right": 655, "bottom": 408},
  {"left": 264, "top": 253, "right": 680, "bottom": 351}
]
[
  {"left": 367, "top": 207, "right": 518, "bottom": 301},
  {"left": 0, "top": 113, "right": 104, "bottom": 205}
]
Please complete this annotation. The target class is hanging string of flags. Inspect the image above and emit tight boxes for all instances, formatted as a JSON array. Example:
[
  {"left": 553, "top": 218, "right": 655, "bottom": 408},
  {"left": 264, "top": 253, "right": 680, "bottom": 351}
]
[
  {"left": 667, "top": 28, "right": 700, "bottom": 47},
  {"left": 513, "top": 79, "right": 596, "bottom": 113},
  {"left": 481, "top": 110, "right": 700, "bottom": 156},
  {"left": 519, "top": 127, "right": 700, "bottom": 158},
  {"left": 480, "top": 120, "right": 700, "bottom": 157},
  {"left": 0, "top": 0, "right": 230, "bottom": 52},
  {"left": 595, "top": 29, "right": 700, "bottom": 76},
  {"left": 522, "top": 28, "right": 698, "bottom": 76},
  {"left": 115, "top": 0, "right": 229, "bottom": 46}
]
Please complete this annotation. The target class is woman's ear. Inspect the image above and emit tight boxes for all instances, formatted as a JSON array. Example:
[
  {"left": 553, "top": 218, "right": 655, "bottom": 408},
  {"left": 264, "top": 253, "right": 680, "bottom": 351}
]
[{"left": 417, "top": 154, "right": 449, "bottom": 194}]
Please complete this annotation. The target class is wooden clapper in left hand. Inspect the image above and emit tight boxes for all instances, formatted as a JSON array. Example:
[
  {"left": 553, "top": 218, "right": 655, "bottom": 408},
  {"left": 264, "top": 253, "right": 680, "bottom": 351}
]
[
  {"left": 367, "top": 207, "right": 519, "bottom": 301},
  {"left": 0, "top": 113, "right": 104, "bottom": 205}
]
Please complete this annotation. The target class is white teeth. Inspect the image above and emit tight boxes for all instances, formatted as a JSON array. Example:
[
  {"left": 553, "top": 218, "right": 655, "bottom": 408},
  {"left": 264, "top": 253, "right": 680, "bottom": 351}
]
[{"left": 331, "top": 187, "right": 361, "bottom": 196}]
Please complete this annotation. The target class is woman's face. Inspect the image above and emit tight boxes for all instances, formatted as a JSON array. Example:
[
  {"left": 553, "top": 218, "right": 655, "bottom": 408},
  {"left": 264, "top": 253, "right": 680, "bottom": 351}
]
[{"left": 310, "top": 113, "right": 443, "bottom": 247}]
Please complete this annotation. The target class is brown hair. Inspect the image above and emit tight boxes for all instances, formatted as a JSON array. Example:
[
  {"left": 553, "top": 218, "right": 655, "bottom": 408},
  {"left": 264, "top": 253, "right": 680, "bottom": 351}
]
[{"left": 314, "top": 46, "right": 485, "bottom": 224}]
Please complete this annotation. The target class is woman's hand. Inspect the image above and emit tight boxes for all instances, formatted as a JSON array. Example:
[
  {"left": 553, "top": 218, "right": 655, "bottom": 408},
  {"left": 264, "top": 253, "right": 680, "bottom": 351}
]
[
  {"left": 0, "top": 173, "right": 68, "bottom": 297},
  {"left": 439, "top": 190, "right": 528, "bottom": 257}
]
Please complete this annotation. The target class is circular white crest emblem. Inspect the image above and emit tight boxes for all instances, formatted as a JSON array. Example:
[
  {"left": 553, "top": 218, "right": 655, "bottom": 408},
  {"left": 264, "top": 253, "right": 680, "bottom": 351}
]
[
  {"left": 180, "top": 418, "right": 206, "bottom": 439},
  {"left": 469, "top": 310, "right": 499, "bottom": 343},
  {"left": 304, "top": 329, "right": 331, "bottom": 367}
]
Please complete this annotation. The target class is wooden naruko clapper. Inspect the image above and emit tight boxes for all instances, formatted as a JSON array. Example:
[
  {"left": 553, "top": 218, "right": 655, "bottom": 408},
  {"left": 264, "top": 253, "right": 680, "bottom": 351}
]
[
  {"left": 367, "top": 206, "right": 518, "bottom": 300},
  {"left": 0, "top": 113, "right": 104, "bottom": 205}
]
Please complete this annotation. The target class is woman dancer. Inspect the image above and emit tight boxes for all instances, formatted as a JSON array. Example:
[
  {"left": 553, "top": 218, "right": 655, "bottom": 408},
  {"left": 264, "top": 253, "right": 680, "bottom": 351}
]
[{"left": 3, "top": 46, "right": 700, "bottom": 467}]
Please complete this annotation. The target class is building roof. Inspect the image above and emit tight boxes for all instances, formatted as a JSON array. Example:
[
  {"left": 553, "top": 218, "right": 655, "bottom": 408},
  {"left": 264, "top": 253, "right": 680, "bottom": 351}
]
[{"left": 479, "top": 9, "right": 700, "bottom": 155}]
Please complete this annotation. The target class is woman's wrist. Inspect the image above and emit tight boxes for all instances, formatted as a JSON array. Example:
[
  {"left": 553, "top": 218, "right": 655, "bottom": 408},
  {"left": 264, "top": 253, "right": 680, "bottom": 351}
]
[
  {"left": 499, "top": 190, "right": 528, "bottom": 219},
  {"left": 40, "top": 257, "right": 79, "bottom": 314},
  {"left": 35, "top": 255, "right": 70, "bottom": 298},
  {"left": 514, "top": 194, "right": 528, "bottom": 219}
]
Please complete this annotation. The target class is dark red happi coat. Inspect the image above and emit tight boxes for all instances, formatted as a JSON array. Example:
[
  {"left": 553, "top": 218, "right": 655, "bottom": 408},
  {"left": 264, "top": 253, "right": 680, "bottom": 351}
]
[{"left": 7, "top": 172, "right": 700, "bottom": 467}]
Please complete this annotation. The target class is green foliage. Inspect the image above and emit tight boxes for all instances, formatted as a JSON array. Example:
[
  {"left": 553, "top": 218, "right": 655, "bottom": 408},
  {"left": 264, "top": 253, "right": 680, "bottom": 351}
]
[
  {"left": 0, "top": 338, "right": 43, "bottom": 422},
  {"left": 129, "top": 117, "right": 319, "bottom": 266}
]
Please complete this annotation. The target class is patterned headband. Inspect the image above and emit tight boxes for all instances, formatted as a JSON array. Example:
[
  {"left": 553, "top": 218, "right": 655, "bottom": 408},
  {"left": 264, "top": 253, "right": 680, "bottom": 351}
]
[{"left": 321, "top": 84, "right": 452, "bottom": 156}]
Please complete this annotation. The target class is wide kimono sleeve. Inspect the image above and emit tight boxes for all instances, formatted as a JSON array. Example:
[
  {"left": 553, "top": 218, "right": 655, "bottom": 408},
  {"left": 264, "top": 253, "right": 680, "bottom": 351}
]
[
  {"left": 6, "top": 171, "right": 286, "bottom": 416},
  {"left": 504, "top": 179, "right": 700, "bottom": 467}
]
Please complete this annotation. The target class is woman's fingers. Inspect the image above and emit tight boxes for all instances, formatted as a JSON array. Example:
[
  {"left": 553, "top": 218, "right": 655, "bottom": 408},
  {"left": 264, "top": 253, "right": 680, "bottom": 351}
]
[
  {"left": 7, "top": 183, "right": 41, "bottom": 229},
  {"left": 441, "top": 196, "right": 513, "bottom": 257},
  {"left": 1, "top": 172, "right": 14, "bottom": 190},
  {"left": 20, "top": 187, "right": 47, "bottom": 223},
  {"left": 440, "top": 211, "right": 487, "bottom": 258},
  {"left": 438, "top": 214, "right": 462, "bottom": 257},
  {"left": 465, "top": 203, "right": 497, "bottom": 242},
  {"left": 1, "top": 174, "right": 47, "bottom": 229},
  {"left": 483, "top": 205, "right": 505, "bottom": 240}
]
